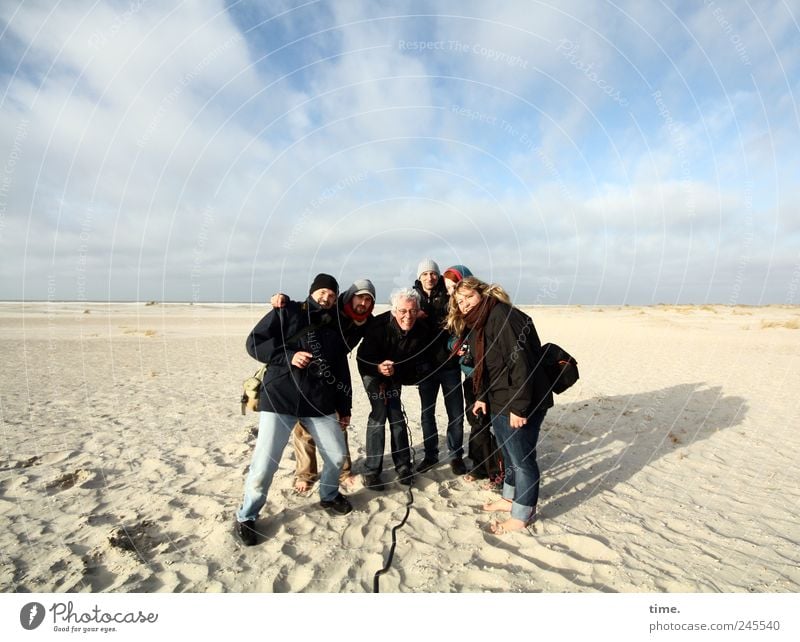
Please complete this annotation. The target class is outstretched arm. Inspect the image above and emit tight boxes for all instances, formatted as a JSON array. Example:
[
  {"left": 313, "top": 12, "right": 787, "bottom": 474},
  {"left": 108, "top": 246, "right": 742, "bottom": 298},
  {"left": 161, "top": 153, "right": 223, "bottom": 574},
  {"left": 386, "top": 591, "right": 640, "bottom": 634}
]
[
  {"left": 246, "top": 305, "right": 301, "bottom": 366},
  {"left": 269, "top": 293, "right": 289, "bottom": 308}
]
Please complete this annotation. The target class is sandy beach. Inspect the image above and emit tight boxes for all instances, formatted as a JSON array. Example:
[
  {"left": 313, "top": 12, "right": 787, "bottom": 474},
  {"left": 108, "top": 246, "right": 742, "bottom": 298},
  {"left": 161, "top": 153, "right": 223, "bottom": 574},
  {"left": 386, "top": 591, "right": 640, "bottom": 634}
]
[{"left": 1, "top": 302, "right": 798, "bottom": 593}]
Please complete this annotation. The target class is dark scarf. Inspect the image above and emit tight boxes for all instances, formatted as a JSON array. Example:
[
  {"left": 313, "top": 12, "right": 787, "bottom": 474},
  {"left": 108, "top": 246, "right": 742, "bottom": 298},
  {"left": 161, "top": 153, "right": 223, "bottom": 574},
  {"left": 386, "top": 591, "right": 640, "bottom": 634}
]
[
  {"left": 463, "top": 295, "right": 498, "bottom": 395},
  {"left": 305, "top": 297, "right": 334, "bottom": 328}
]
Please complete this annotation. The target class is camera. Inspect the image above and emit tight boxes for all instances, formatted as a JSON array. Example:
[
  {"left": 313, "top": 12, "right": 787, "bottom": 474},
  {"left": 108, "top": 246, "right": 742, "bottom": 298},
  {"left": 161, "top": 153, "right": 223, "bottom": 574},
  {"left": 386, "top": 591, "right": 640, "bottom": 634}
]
[
  {"left": 306, "top": 358, "right": 327, "bottom": 379},
  {"left": 460, "top": 343, "right": 474, "bottom": 368}
]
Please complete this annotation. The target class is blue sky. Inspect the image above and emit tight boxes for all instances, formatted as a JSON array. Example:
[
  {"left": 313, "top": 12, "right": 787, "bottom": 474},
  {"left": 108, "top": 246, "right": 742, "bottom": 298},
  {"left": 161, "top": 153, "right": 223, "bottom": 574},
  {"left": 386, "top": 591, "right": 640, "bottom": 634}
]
[{"left": 1, "top": 0, "right": 798, "bottom": 304}]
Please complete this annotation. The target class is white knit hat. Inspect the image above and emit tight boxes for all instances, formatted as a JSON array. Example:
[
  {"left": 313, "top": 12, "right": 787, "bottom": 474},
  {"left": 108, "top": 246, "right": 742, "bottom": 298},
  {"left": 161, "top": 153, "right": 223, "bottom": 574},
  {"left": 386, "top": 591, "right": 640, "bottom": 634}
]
[{"left": 417, "top": 258, "right": 440, "bottom": 278}]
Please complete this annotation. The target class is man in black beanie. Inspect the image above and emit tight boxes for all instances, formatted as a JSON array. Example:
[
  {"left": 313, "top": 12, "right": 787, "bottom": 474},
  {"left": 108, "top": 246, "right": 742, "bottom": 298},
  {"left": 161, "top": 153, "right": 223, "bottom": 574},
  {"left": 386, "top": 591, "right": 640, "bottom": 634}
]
[
  {"left": 307, "top": 273, "right": 339, "bottom": 299},
  {"left": 269, "top": 278, "right": 377, "bottom": 494},
  {"left": 234, "top": 273, "right": 353, "bottom": 546}
]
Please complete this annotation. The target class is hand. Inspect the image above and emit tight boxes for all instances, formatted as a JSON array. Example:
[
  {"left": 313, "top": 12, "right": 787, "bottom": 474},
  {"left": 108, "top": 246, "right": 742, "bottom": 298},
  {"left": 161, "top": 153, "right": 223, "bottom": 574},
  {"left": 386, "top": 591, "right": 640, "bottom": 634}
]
[
  {"left": 291, "top": 351, "right": 314, "bottom": 368},
  {"left": 473, "top": 400, "right": 488, "bottom": 416},
  {"left": 378, "top": 360, "right": 395, "bottom": 377},
  {"left": 337, "top": 414, "right": 351, "bottom": 430},
  {"left": 270, "top": 293, "right": 288, "bottom": 308},
  {"left": 509, "top": 412, "right": 527, "bottom": 429}
]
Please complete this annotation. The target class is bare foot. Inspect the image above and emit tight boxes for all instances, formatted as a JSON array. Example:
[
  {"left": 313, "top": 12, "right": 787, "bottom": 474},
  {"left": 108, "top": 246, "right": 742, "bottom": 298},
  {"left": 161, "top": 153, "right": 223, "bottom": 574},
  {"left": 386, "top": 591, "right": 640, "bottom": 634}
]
[
  {"left": 489, "top": 517, "right": 528, "bottom": 535},
  {"left": 340, "top": 474, "right": 358, "bottom": 490},
  {"left": 481, "top": 476, "right": 503, "bottom": 491},
  {"left": 481, "top": 498, "right": 512, "bottom": 512},
  {"left": 293, "top": 479, "right": 313, "bottom": 494}
]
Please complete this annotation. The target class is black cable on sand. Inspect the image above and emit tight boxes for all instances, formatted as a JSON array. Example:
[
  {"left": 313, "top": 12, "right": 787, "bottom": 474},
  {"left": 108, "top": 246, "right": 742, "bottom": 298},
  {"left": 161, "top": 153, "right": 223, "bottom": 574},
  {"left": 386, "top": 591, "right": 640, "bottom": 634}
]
[
  {"left": 372, "top": 484, "right": 414, "bottom": 593},
  {"left": 372, "top": 399, "right": 415, "bottom": 593}
]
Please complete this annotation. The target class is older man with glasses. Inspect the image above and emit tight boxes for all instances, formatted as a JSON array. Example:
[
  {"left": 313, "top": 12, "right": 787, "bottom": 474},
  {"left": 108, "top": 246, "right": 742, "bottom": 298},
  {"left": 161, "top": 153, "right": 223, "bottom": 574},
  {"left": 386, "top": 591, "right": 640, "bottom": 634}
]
[{"left": 356, "top": 287, "right": 434, "bottom": 490}]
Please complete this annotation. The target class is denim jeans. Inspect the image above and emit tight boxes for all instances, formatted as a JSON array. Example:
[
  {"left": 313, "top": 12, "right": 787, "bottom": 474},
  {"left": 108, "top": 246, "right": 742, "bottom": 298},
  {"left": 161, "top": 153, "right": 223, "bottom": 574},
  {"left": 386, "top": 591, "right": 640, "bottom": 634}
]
[
  {"left": 418, "top": 366, "right": 464, "bottom": 460},
  {"left": 362, "top": 375, "right": 411, "bottom": 475},
  {"left": 237, "top": 411, "right": 346, "bottom": 522},
  {"left": 491, "top": 409, "right": 547, "bottom": 522}
]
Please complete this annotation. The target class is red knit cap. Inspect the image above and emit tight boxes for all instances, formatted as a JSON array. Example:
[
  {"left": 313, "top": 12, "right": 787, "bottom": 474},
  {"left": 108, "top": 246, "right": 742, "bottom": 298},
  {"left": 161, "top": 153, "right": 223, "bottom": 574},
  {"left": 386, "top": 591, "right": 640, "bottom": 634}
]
[{"left": 443, "top": 264, "right": 472, "bottom": 282}]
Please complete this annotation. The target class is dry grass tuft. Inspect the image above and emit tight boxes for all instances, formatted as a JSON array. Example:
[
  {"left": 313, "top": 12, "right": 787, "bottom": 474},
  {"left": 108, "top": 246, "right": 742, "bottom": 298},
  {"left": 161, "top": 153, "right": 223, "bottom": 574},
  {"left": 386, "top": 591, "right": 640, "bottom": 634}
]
[{"left": 760, "top": 318, "right": 800, "bottom": 330}]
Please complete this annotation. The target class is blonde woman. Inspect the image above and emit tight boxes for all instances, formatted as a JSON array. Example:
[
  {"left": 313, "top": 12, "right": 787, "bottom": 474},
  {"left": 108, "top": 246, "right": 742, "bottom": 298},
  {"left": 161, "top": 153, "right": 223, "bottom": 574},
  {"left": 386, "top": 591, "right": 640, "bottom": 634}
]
[
  {"left": 446, "top": 277, "right": 553, "bottom": 535},
  {"left": 443, "top": 266, "right": 504, "bottom": 485}
]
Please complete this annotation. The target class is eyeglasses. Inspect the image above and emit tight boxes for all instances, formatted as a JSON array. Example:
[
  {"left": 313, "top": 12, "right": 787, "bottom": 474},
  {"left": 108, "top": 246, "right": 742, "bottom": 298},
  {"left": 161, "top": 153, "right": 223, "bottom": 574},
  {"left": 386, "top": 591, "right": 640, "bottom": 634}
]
[{"left": 395, "top": 308, "right": 418, "bottom": 317}]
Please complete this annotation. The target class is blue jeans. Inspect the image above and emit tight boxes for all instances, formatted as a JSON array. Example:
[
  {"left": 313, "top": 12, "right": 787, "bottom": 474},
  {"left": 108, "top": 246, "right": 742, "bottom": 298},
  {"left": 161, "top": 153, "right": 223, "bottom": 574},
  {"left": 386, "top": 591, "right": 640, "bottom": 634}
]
[
  {"left": 237, "top": 411, "right": 346, "bottom": 522},
  {"left": 418, "top": 367, "right": 464, "bottom": 460},
  {"left": 491, "top": 409, "right": 547, "bottom": 522},
  {"left": 362, "top": 375, "right": 411, "bottom": 475}
]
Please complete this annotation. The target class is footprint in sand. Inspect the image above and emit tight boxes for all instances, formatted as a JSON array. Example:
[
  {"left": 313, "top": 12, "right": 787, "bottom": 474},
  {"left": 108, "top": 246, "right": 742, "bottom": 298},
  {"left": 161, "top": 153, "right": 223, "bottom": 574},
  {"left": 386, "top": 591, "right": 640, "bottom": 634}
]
[
  {"left": 283, "top": 514, "right": 315, "bottom": 537},
  {"left": 273, "top": 564, "right": 314, "bottom": 592},
  {"left": 106, "top": 520, "right": 162, "bottom": 561},
  {"left": 14, "top": 455, "right": 41, "bottom": 469},
  {"left": 171, "top": 562, "right": 209, "bottom": 585},
  {"left": 542, "top": 533, "right": 621, "bottom": 563},
  {"left": 447, "top": 516, "right": 483, "bottom": 545},
  {"left": 46, "top": 469, "right": 95, "bottom": 492},
  {"left": 475, "top": 545, "right": 512, "bottom": 566},
  {"left": 341, "top": 523, "right": 366, "bottom": 549}
]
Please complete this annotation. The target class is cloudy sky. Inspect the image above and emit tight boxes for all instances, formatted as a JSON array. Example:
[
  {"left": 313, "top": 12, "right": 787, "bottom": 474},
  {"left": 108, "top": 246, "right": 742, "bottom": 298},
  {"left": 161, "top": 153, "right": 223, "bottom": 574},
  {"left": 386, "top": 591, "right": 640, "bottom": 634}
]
[{"left": 1, "top": 0, "right": 798, "bottom": 304}]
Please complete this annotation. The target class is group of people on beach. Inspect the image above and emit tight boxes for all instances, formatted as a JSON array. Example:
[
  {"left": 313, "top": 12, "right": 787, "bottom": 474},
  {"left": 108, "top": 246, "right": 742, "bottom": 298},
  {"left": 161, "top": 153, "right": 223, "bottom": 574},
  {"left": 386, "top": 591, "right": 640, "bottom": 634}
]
[{"left": 234, "top": 260, "right": 554, "bottom": 546}]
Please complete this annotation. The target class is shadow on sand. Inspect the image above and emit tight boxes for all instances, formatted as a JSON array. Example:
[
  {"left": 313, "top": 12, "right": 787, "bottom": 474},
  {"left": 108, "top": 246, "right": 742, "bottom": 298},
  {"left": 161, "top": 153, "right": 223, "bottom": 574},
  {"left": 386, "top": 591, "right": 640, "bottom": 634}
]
[{"left": 538, "top": 383, "right": 748, "bottom": 519}]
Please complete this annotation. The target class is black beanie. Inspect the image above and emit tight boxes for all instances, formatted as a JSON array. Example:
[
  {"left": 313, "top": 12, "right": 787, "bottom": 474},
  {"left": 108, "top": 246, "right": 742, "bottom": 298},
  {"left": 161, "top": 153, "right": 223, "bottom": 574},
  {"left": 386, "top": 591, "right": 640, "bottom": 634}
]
[{"left": 309, "top": 273, "right": 339, "bottom": 295}]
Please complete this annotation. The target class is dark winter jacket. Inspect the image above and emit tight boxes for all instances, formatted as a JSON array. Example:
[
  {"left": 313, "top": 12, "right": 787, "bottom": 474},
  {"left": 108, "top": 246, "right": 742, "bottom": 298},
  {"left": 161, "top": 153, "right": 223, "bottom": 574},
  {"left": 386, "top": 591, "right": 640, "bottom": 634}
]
[
  {"left": 412, "top": 278, "right": 459, "bottom": 370},
  {"left": 465, "top": 302, "right": 554, "bottom": 417},
  {"left": 356, "top": 311, "right": 435, "bottom": 386},
  {"left": 246, "top": 297, "right": 352, "bottom": 417}
]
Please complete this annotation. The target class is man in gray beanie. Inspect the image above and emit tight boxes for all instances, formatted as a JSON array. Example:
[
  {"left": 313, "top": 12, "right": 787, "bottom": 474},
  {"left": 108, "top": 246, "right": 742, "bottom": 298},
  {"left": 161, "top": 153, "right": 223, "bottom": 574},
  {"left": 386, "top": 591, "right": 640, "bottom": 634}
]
[{"left": 235, "top": 274, "right": 353, "bottom": 546}]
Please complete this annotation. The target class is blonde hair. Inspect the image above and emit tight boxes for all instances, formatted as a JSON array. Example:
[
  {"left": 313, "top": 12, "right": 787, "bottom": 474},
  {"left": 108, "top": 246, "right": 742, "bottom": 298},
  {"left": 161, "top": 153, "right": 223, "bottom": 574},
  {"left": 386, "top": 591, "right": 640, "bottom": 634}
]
[{"left": 445, "top": 276, "right": 511, "bottom": 336}]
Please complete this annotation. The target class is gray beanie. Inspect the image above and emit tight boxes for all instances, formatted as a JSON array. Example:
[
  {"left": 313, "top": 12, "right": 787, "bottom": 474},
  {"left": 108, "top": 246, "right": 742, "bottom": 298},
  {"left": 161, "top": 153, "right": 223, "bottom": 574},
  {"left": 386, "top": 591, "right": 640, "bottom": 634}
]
[
  {"left": 346, "top": 278, "right": 376, "bottom": 302},
  {"left": 417, "top": 258, "right": 440, "bottom": 278}
]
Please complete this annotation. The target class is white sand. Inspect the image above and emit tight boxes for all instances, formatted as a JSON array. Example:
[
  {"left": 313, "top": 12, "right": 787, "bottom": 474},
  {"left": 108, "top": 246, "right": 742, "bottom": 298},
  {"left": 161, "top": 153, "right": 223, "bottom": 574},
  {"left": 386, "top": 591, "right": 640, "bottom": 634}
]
[{"left": 1, "top": 302, "right": 798, "bottom": 593}]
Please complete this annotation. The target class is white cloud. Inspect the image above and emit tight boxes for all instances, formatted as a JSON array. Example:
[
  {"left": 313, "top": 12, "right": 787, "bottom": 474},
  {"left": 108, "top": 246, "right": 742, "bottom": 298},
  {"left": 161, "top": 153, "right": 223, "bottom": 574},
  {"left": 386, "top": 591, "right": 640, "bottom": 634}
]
[{"left": 1, "top": 1, "right": 797, "bottom": 303}]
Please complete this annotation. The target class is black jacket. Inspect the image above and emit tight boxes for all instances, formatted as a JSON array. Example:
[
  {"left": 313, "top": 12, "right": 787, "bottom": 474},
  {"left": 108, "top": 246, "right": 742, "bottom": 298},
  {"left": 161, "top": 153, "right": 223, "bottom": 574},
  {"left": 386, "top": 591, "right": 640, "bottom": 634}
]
[
  {"left": 465, "top": 302, "right": 553, "bottom": 417},
  {"left": 357, "top": 311, "right": 434, "bottom": 386},
  {"left": 413, "top": 278, "right": 459, "bottom": 370},
  {"left": 246, "top": 298, "right": 352, "bottom": 417}
]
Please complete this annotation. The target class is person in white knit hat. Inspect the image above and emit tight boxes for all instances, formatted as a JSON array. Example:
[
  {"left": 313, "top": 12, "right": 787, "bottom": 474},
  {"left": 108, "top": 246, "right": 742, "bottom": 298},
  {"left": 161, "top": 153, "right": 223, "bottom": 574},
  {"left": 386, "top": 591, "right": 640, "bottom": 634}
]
[{"left": 412, "top": 259, "right": 466, "bottom": 477}]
